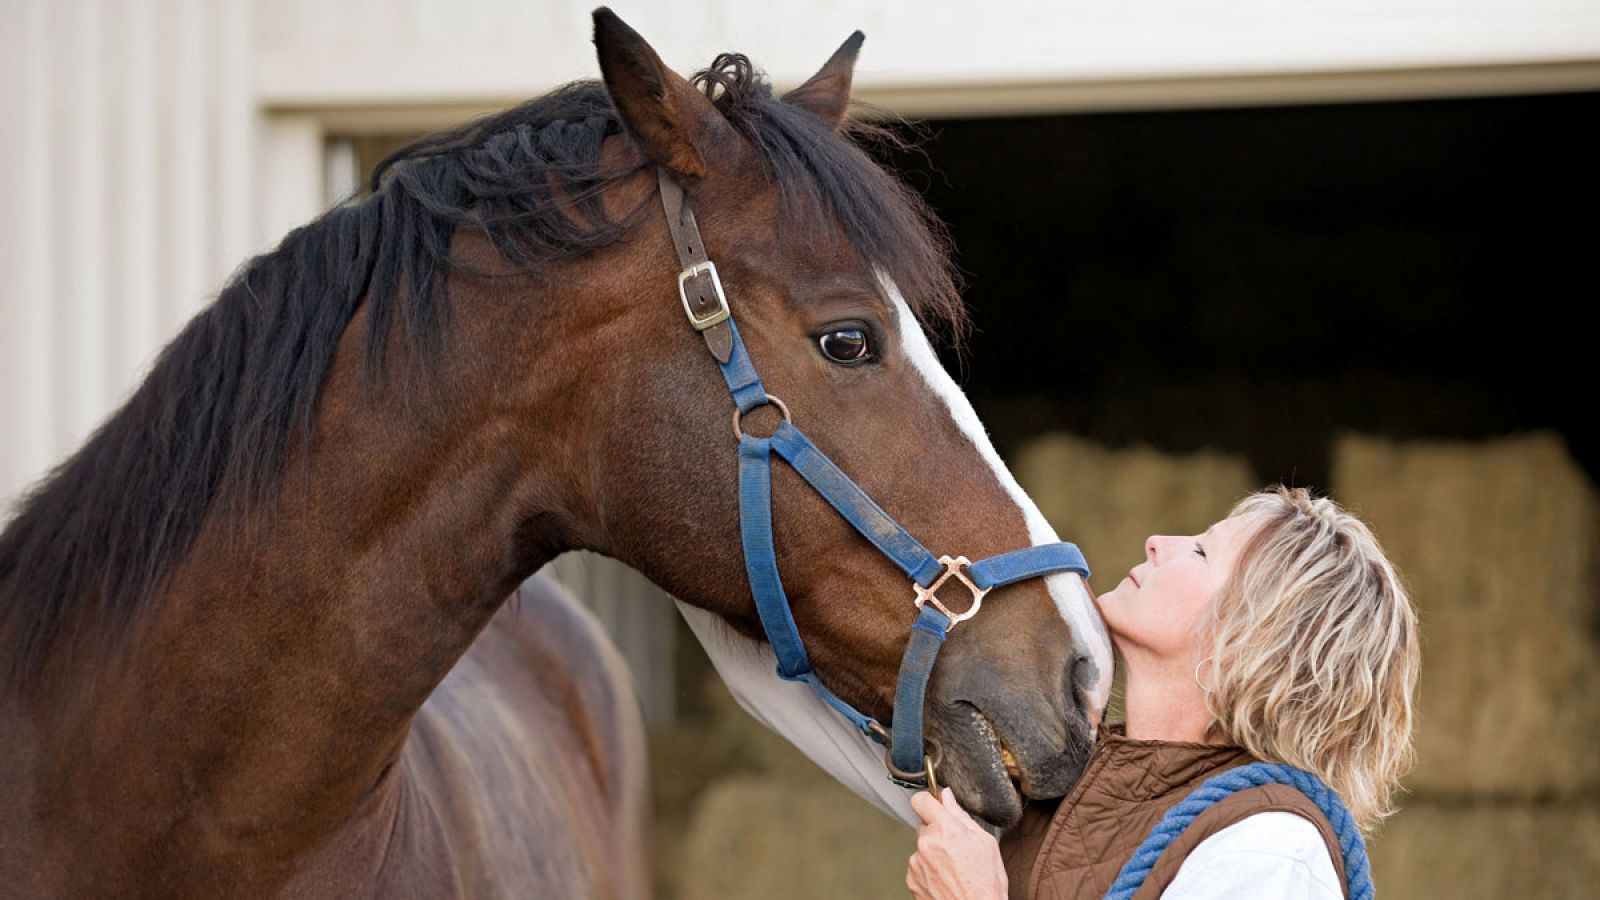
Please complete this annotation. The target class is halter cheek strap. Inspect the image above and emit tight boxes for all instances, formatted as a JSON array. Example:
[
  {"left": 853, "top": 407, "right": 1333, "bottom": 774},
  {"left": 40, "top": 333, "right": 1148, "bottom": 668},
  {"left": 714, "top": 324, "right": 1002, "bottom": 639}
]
[{"left": 659, "top": 169, "right": 1090, "bottom": 787}]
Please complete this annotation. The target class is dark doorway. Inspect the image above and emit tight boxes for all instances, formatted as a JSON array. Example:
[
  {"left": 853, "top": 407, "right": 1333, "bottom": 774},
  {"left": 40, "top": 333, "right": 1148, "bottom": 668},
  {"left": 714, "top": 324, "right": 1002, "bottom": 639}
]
[{"left": 885, "top": 91, "right": 1600, "bottom": 487}]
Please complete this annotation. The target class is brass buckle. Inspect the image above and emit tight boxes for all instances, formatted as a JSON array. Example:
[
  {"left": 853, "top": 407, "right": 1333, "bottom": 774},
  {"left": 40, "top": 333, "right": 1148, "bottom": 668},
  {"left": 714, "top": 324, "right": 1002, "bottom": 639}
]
[
  {"left": 913, "top": 555, "right": 989, "bottom": 629},
  {"left": 678, "top": 260, "right": 731, "bottom": 331}
]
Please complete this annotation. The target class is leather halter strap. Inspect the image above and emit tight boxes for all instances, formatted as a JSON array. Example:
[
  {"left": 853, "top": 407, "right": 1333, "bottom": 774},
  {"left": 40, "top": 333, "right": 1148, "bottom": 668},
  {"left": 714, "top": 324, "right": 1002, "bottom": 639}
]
[
  {"left": 660, "top": 172, "right": 737, "bottom": 366},
  {"left": 657, "top": 169, "right": 1091, "bottom": 786}
]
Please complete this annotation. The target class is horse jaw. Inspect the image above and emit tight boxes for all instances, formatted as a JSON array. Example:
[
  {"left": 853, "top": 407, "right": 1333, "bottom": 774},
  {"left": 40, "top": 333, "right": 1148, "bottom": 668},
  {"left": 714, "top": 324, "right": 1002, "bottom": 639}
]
[
  {"left": 878, "top": 270, "right": 1114, "bottom": 719},
  {"left": 674, "top": 600, "right": 922, "bottom": 826}
]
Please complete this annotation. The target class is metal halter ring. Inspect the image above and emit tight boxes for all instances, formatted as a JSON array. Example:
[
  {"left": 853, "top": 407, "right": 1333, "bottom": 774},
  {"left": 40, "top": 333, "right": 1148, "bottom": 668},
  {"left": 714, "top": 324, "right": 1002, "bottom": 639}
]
[
  {"left": 913, "top": 555, "right": 991, "bottom": 629},
  {"left": 732, "top": 394, "right": 792, "bottom": 441},
  {"left": 883, "top": 732, "right": 944, "bottom": 791}
]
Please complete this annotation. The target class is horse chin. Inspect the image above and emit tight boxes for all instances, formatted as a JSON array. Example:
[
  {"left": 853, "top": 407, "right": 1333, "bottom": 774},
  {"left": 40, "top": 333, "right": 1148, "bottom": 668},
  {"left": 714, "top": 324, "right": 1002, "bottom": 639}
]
[
  {"left": 936, "top": 704, "right": 1026, "bottom": 828},
  {"left": 958, "top": 764, "right": 1026, "bottom": 830},
  {"left": 939, "top": 701, "right": 1094, "bottom": 829}
]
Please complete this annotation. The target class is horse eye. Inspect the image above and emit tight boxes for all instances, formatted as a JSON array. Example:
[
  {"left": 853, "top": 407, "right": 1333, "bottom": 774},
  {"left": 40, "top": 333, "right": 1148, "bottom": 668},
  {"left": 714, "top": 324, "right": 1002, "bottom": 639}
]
[{"left": 818, "top": 328, "right": 872, "bottom": 365}]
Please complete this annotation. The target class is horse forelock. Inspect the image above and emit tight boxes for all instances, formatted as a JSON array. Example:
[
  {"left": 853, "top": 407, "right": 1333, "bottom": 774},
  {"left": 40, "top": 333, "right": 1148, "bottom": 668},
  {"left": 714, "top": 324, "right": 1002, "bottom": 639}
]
[{"left": 691, "top": 53, "right": 967, "bottom": 344}]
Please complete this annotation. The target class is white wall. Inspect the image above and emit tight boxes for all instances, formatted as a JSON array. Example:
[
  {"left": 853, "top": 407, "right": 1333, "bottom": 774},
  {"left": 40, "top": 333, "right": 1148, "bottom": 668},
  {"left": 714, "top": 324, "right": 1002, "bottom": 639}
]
[
  {"left": 2, "top": 0, "right": 255, "bottom": 514},
  {"left": 256, "top": 0, "right": 1600, "bottom": 116}
]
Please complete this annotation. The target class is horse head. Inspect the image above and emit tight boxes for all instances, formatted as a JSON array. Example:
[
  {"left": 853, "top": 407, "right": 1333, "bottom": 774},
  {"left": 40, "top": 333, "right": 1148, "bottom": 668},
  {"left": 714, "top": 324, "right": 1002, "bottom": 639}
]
[{"left": 515, "top": 10, "right": 1113, "bottom": 826}]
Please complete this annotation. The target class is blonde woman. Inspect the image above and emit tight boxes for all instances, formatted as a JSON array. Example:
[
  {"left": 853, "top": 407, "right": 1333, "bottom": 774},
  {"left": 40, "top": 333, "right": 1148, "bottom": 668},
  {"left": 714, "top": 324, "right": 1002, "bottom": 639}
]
[{"left": 906, "top": 487, "right": 1419, "bottom": 899}]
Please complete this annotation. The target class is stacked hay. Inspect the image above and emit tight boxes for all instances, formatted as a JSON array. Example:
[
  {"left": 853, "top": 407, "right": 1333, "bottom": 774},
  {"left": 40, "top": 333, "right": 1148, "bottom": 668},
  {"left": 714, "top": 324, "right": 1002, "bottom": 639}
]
[
  {"left": 1334, "top": 432, "right": 1600, "bottom": 898},
  {"left": 1012, "top": 433, "right": 1256, "bottom": 596},
  {"left": 1368, "top": 805, "right": 1600, "bottom": 898},
  {"left": 676, "top": 773, "right": 913, "bottom": 899},
  {"left": 653, "top": 674, "right": 914, "bottom": 899},
  {"left": 1333, "top": 433, "right": 1600, "bottom": 796}
]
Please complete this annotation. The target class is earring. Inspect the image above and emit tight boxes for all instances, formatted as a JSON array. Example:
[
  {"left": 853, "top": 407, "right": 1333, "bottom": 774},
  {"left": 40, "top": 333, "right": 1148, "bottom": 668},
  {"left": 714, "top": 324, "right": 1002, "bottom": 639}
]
[{"left": 1194, "top": 657, "right": 1216, "bottom": 694}]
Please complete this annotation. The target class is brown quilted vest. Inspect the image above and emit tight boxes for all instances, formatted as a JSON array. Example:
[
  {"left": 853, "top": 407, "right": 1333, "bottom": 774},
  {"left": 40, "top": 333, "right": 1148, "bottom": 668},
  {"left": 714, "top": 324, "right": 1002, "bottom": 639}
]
[{"left": 999, "top": 728, "right": 1348, "bottom": 900}]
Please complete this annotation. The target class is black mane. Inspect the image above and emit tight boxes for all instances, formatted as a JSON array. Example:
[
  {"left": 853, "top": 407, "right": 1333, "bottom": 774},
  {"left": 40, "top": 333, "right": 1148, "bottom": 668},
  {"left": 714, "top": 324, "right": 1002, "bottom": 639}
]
[{"left": 0, "top": 55, "right": 962, "bottom": 688}]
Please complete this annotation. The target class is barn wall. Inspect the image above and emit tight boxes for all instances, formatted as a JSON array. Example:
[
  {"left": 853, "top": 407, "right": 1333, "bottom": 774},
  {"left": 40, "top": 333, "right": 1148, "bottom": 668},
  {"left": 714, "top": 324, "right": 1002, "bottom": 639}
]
[
  {"left": 253, "top": 0, "right": 1600, "bottom": 114},
  {"left": 1, "top": 0, "right": 255, "bottom": 512}
]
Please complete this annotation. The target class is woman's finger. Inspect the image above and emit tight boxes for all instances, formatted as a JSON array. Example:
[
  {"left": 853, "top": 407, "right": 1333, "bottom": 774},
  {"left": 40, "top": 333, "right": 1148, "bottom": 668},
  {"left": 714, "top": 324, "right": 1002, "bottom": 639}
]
[
  {"left": 910, "top": 788, "right": 946, "bottom": 825},
  {"left": 939, "top": 786, "right": 982, "bottom": 830},
  {"left": 906, "top": 803, "right": 1008, "bottom": 900},
  {"left": 906, "top": 851, "right": 930, "bottom": 897},
  {"left": 940, "top": 787, "right": 965, "bottom": 815}
]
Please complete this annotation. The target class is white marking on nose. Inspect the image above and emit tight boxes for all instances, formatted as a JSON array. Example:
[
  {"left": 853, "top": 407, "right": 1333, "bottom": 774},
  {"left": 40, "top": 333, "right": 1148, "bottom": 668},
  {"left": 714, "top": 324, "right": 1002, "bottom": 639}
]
[{"left": 879, "top": 271, "right": 1114, "bottom": 719}]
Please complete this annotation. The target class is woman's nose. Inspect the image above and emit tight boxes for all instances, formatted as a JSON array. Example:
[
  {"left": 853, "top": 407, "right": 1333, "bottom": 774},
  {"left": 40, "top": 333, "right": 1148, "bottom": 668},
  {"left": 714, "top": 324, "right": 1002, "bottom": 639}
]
[{"left": 1145, "top": 534, "right": 1179, "bottom": 564}]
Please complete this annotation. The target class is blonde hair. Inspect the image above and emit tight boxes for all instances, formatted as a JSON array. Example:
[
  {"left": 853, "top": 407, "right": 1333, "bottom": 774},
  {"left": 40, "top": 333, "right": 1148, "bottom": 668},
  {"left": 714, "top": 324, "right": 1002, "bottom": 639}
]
[{"left": 1204, "top": 486, "right": 1420, "bottom": 833}]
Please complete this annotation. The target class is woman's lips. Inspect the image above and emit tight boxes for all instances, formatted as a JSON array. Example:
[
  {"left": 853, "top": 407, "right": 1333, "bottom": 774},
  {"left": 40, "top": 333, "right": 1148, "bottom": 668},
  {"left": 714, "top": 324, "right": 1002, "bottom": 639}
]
[{"left": 1127, "top": 570, "right": 1140, "bottom": 588}]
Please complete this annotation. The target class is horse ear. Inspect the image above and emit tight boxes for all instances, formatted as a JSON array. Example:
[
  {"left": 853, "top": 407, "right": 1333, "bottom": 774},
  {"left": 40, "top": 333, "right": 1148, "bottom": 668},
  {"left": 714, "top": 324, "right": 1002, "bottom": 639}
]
[
  {"left": 782, "top": 31, "right": 865, "bottom": 130},
  {"left": 593, "top": 7, "right": 728, "bottom": 178}
]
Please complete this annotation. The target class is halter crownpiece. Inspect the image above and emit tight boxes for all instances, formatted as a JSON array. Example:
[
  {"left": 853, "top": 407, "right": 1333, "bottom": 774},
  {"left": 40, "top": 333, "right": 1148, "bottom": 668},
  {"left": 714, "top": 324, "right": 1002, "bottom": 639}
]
[{"left": 657, "top": 169, "right": 1090, "bottom": 789}]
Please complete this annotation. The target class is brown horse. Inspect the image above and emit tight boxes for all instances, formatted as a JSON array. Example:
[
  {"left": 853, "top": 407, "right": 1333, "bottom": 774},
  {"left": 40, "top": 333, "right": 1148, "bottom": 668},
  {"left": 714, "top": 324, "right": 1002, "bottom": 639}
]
[{"left": 0, "top": 9, "right": 1110, "bottom": 897}]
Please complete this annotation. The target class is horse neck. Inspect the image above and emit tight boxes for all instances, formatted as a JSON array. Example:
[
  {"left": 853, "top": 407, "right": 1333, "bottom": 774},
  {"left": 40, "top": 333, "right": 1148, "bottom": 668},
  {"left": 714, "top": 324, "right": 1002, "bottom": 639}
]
[{"left": 20, "top": 263, "right": 593, "bottom": 875}]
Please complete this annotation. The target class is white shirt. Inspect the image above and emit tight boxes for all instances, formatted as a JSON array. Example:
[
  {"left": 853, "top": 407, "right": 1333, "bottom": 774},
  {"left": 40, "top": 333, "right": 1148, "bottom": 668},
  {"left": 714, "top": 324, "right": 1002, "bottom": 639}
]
[{"left": 1162, "top": 811, "right": 1344, "bottom": 899}]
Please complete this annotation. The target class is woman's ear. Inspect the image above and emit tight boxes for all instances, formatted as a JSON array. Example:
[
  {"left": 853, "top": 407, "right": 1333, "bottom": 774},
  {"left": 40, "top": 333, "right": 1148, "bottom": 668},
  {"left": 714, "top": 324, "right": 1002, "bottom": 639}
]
[
  {"left": 782, "top": 31, "right": 865, "bottom": 131},
  {"left": 592, "top": 7, "right": 733, "bottom": 178}
]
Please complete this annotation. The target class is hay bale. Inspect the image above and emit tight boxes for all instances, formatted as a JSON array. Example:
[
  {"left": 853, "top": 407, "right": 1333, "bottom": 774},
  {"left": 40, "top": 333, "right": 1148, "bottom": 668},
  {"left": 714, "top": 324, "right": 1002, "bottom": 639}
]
[
  {"left": 1369, "top": 802, "right": 1600, "bottom": 899},
  {"left": 1333, "top": 432, "right": 1600, "bottom": 796},
  {"left": 675, "top": 774, "right": 915, "bottom": 900},
  {"left": 652, "top": 673, "right": 914, "bottom": 897},
  {"left": 1012, "top": 433, "right": 1256, "bottom": 597}
]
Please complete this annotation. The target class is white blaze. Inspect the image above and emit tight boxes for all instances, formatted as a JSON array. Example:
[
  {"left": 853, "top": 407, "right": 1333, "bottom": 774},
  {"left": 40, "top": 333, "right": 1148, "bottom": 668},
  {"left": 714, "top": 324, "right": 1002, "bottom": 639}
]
[
  {"left": 879, "top": 272, "right": 1114, "bottom": 716},
  {"left": 676, "top": 271, "right": 1114, "bottom": 829}
]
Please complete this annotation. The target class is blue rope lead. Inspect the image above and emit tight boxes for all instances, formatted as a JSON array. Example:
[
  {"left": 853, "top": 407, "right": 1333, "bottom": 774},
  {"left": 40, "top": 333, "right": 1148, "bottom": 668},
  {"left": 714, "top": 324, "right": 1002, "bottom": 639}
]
[{"left": 1105, "top": 762, "right": 1374, "bottom": 900}]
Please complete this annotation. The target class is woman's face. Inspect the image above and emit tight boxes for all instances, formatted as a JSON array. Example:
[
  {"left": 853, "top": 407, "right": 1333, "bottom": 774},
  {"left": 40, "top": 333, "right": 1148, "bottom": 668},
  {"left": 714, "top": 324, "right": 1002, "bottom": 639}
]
[{"left": 1096, "top": 511, "right": 1262, "bottom": 663}]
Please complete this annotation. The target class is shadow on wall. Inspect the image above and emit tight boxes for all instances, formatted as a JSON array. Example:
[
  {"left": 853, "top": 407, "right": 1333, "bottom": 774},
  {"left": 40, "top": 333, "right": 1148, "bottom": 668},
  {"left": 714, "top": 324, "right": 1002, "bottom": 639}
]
[{"left": 648, "top": 430, "right": 1600, "bottom": 899}]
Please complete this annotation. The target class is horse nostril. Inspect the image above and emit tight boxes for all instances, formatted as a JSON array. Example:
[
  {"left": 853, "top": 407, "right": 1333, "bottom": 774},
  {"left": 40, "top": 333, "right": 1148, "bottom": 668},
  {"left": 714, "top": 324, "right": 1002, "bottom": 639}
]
[{"left": 1066, "top": 654, "right": 1093, "bottom": 714}]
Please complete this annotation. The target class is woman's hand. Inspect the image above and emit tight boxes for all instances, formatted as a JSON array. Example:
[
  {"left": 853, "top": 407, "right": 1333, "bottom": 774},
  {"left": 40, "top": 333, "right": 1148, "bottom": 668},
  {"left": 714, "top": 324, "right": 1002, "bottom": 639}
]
[{"left": 906, "top": 788, "right": 1008, "bottom": 900}]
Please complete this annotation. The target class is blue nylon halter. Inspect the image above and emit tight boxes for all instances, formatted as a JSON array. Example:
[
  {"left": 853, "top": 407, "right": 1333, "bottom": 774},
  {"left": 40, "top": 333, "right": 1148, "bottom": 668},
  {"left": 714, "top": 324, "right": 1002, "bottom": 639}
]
[{"left": 659, "top": 170, "right": 1090, "bottom": 786}]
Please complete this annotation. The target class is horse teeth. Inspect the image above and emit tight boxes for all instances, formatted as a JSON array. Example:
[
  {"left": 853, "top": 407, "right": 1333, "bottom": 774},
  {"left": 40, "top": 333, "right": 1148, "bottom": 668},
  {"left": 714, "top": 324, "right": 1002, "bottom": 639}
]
[{"left": 1001, "top": 746, "right": 1020, "bottom": 779}]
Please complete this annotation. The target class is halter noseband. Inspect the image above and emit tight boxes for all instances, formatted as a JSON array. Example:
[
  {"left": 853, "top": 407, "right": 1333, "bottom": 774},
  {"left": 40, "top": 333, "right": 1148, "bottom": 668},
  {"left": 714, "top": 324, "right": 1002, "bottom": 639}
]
[{"left": 658, "top": 169, "right": 1090, "bottom": 789}]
